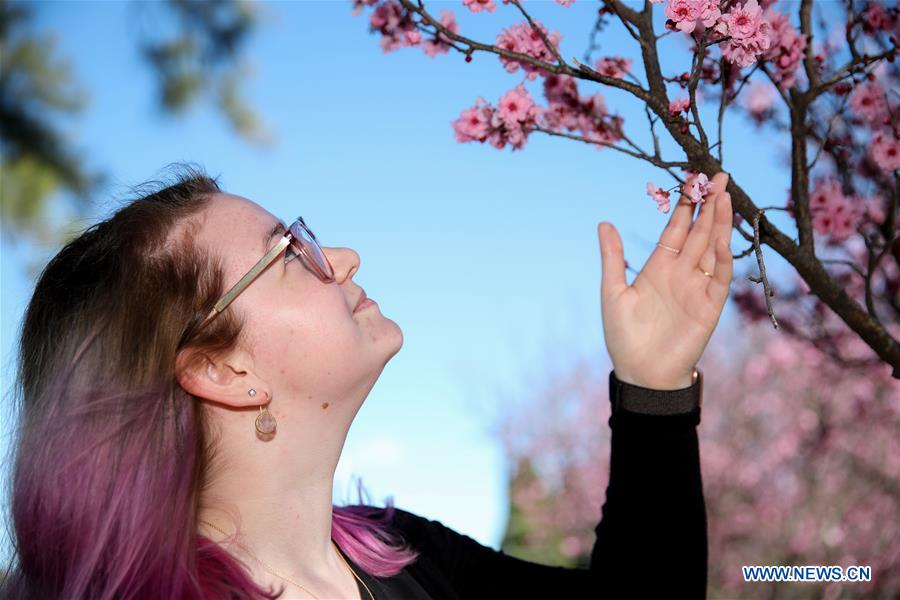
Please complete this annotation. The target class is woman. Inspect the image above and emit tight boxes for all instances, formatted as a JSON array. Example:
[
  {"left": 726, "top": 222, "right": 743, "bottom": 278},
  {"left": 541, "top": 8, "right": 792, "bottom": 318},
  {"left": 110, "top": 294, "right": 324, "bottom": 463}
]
[{"left": 3, "top": 165, "right": 732, "bottom": 599}]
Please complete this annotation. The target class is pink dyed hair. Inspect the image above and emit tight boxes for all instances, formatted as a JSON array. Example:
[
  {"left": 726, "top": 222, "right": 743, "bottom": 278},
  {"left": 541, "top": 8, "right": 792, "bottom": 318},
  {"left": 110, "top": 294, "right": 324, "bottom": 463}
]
[{"left": 1, "top": 166, "right": 419, "bottom": 599}]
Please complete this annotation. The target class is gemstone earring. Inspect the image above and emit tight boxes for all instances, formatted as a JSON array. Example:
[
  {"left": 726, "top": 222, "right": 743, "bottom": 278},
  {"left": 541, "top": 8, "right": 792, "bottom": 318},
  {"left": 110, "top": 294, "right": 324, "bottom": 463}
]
[{"left": 249, "top": 389, "right": 277, "bottom": 435}]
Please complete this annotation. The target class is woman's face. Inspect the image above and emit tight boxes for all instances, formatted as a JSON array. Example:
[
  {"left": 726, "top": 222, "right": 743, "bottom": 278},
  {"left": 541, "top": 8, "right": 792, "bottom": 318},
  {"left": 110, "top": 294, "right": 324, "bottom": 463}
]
[{"left": 195, "top": 193, "right": 403, "bottom": 406}]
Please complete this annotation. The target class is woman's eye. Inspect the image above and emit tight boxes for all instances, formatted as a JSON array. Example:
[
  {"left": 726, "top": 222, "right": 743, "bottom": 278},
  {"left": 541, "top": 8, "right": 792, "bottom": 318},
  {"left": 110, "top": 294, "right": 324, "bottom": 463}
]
[{"left": 285, "top": 246, "right": 299, "bottom": 263}]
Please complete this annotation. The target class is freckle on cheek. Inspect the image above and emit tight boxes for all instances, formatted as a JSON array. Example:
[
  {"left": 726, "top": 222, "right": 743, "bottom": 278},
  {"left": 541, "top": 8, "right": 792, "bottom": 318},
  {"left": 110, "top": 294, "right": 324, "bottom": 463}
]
[{"left": 321, "top": 402, "right": 329, "bottom": 410}]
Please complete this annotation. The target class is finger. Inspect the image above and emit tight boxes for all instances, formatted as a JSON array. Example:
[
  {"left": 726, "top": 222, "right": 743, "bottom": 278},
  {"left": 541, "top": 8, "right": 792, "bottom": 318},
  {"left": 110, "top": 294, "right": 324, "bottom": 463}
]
[
  {"left": 657, "top": 180, "right": 699, "bottom": 254},
  {"left": 707, "top": 171, "right": 729, "bottom": 196},
  {"left": 698, "top": 190, "right": 733, "bottom": 274},
  {"left": 597, "top": 222, "right": 628, "bottom": 300},
  {"left": 693, "top": 172, "right": 730, "bottom": 266},
  {"left": 707, "top": 236, "right": 733, "bottom": 306},
  {"left": 679, "top": 190, "right": 718, "bottom": 268}
]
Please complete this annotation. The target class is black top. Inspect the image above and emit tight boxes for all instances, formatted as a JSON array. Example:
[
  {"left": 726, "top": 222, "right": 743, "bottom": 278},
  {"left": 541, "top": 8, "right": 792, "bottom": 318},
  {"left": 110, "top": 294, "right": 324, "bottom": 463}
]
[{"left": 334, "top": 369, "right": 707, "bottom": 599}]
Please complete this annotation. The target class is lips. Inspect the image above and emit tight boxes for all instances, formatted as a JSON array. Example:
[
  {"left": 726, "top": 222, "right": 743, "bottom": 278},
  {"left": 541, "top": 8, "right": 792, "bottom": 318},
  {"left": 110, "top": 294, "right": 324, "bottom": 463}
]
[{"left": 353, "top": 289, "right": 368, "bottom": 313}]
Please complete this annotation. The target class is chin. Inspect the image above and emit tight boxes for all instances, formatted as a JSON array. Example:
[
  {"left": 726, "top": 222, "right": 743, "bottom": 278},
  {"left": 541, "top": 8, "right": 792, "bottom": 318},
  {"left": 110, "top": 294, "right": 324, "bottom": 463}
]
[{"left": 382, "top": 319, "right": 404, "bottom": 360}]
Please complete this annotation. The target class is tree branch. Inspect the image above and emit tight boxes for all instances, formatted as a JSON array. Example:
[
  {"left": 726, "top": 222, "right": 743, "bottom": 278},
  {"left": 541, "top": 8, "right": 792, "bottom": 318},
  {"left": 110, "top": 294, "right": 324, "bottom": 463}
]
[{"left": 399, "top": 0, "right": 652, "bottom": 102}]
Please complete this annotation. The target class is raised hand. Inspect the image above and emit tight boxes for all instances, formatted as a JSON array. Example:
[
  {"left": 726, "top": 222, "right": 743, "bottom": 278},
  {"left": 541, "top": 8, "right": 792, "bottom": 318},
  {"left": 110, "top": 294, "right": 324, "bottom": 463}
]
[{"left": 597, "top": 172, "right": 733, "bottom": 390}]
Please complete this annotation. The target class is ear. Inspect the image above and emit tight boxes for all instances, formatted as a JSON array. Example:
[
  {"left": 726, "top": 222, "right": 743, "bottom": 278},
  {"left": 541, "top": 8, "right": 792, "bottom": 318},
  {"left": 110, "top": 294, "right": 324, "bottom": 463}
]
[{"left": 175, "top": 347, "right": 270, "bottom": 409}]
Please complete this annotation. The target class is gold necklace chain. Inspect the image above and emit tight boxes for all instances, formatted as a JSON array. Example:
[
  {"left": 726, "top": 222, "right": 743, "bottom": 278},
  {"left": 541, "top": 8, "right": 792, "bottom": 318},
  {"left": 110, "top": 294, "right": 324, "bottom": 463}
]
[{"left": 199, "top": 519, "right": 375, "bottom": 600}]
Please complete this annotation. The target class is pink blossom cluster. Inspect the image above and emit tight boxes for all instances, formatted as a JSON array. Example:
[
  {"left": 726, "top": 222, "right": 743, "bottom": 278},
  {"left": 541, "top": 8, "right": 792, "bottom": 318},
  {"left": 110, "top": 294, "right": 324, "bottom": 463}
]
[
  {"left": 646, "top": 182, "right": 672, "bottom": 213},
  {"left": 648, "top": 171, "right": 711, "bottom": 212},
  {"left": 742, "top": 80, "right": 776, "bottom": 122},
  {"left": 862, "top": 3, "right": 893, "bottom": 32},
  {"left": 462, "top": 0, "right": 496, "bottom": 13},
  {"left": 593, "top": 56, "right": 632, "bottom": 79},
  {"left": 850, "top": 81, "right": 890, "bottom": 126},
  {"left": 367, "top": 1, "right": 459, "bottom": 56},
  {"left": 684, "top": 171, "right": 712, "bottom": 203},
  {"left": 664, "top": 0, "right": 721, "bottom": 34},
  {"left": 463, "top": 0, "right": 574, "bottom": 12},
  {"left": 719, "top": 0, "right": 773, "bottom": 68},
  {"left": 452, "top": 84, "right": 537, "bottom": 150},
  {"left": 538, "top": 74, "right": 623, "bottom": 148},
  {"left": 871, "top": 129, "right": 900, "bottom": 173},
  {"left": 423, "top": 10, "right": 459, "bottom": 57},
  {"left": 351, "top": 0, "right": 379, "bottom": 15},
  {"left": 761, "top": 8, "right": 807, "bottom": 89},
  {"left": 654, "top": 0, "right": 789, "bottom": 72},
  {"left": 368, "top": 0, "right": 418, "bottom": 52},
  {"left": 496, "top": 20, "right": 563, "bottom": 81},
  {"left": 847, "top": 79, "right": 899, "bottom": 173},
  {"left": 668, "top": 96, "right": 691, "bottom": 117},
  {"left": 804, "top": 178, "right": 866, "bottom": 243}
]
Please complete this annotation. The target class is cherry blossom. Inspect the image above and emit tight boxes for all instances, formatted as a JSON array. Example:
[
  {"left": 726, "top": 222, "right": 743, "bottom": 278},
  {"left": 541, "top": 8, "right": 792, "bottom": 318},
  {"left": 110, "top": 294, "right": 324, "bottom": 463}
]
[
  {"left": 462, "top": 0, "right": 496, "bottom": 14},
  {"left": 496, "top": 20, "right": 562, "bottom": 81},
  {"left": 452, "top": 85, "right": 538, "bottom": 150},
  {"left": 498, "top": 84, "right": 537, "bottom": 128},
  {"left": 762, "top": 8, "right": 807, "bottom": 89},
  {"left": 537, "top": 74, "right": 623, "bottom": 150},
  {"left": 871, "top": 129, "right": 900, "bottom": 173},
  {"left": 647, "top": 182, "right": 672, "bottom": 213},
  {"left": 803, "top": 178, "right": 866, "bottom": 244},
  {"left": 850, "top": 81, "right": 890, "bottom": 127},
  {"left": 720, "top": 0, "right": 772, "bottom": 68},
  {"left": 422, "top": 10, "right": 458, "bottom": 57},
  {"left": 743, "top": 80, "right": 776, "bottom": 122},
  {"left": 685, "top": 172, "right": 712, "bottom": 203},
  {"left": 593, "top": 56, "right": 632, "bottom": 79},
  {"left": 862, "top": 3, "right": 891, "bottom": 31},
  {"left": 666, "top": 0, "right": 721, "bottom": 34},
  {"left": 669, "top": 96, "right": 691, "bottom": 117}
]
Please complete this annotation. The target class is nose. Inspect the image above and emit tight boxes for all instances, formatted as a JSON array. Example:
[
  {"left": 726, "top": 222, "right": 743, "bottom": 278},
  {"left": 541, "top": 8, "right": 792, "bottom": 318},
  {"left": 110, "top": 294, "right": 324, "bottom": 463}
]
[{"left": 322, "top": 247, "right": 360, "bottom": 283}]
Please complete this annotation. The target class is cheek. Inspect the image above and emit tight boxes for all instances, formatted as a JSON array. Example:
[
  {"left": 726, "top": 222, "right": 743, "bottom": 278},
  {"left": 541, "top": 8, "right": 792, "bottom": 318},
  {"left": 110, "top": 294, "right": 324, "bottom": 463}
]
[{"left": 250, "top": 293, "right": 363, "bottom": 378}]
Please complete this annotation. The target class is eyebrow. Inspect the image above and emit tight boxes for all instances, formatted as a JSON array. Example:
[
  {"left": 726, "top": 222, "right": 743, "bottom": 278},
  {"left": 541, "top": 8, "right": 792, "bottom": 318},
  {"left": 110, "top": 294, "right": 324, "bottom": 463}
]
[{"left": 263, "top": 220, "right": 287, "bottom": 252}]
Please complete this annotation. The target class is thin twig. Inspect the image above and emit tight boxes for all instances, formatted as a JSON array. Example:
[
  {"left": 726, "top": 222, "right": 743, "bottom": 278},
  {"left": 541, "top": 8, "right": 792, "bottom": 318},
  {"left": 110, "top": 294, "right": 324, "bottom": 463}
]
[
  {"left": 532, "top": 125, "right": 689, "bottom": 177},
  {"left": 747, "top": 209, "right": 780, "bottom": 329},
  {"left": 687, "top": 35, "right": 710, "bottom": 148},
  {"left": 808, "top": 93, "right": 850, "bottom": 171}
]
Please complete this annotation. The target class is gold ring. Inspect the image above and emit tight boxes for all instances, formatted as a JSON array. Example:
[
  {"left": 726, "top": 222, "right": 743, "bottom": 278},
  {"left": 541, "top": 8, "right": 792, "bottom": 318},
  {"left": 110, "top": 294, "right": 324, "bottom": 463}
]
[{"left": 657, "top": 242, "right": 680, "bottom": 255}]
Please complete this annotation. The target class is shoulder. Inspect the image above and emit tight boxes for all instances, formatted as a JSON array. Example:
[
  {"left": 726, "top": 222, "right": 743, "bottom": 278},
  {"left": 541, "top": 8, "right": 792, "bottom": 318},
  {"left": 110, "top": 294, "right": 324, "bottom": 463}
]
[
  {"left": 360, "top": 505, "right": 449, "bottom": 540},
  {"left": 389, "top": 507, "right": 459, "bottom": 538},
  {"left": 354, "top": 505, "right": 469, "bottom": 554}
]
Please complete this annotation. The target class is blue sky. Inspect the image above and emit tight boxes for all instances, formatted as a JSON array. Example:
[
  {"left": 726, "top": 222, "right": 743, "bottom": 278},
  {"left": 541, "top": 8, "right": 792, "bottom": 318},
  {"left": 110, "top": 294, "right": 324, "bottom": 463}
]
[{"left": 1, "top": 0, "right": 801, "bottom": 560}]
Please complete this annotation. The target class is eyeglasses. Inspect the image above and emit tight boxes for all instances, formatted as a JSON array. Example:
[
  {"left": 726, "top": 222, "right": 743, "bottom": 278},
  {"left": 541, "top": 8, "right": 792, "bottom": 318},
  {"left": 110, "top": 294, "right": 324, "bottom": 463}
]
[{"left": 199, "top": 216, "right": 335, "bottom": 328}]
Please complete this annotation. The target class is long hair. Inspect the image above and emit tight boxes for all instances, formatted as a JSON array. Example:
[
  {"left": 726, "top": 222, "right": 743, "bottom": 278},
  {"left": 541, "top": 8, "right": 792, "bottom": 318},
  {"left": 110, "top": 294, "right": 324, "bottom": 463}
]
[{"left": 1, "top": 165, "right": 419, "bottom": 599}]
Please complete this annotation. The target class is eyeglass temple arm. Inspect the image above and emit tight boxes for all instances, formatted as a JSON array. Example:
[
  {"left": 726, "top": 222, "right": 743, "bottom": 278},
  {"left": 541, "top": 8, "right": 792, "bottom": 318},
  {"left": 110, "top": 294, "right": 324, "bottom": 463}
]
[{"left": 201, "top": 236, "right": 292, "bottom": 325}]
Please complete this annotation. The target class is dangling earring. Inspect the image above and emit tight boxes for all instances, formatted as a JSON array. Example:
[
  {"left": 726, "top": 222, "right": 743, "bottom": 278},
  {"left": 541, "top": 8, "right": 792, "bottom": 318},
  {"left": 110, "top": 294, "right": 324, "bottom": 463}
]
[{"left": 249, "top": 388, "right": 277, "bottom": 435}]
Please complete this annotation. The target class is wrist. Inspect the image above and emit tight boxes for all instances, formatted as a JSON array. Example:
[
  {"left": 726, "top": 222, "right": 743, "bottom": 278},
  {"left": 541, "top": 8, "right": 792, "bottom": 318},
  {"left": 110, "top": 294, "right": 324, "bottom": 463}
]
[{"left": 613, "top": 368, "right": 698, "bottom": 391}]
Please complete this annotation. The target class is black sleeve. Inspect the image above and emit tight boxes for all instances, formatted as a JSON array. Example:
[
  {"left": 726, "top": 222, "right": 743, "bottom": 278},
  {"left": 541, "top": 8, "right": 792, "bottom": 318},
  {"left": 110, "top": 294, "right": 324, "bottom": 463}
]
[{"left": 390, "top": 368, "right": 707, "bottom": 599}]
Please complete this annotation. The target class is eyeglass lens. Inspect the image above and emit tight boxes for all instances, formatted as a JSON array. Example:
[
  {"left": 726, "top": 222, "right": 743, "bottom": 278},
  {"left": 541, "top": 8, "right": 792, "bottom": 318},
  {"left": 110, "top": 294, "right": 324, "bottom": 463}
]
[{"left": 289, "top": 219, "right": 335, "bottom": 281}]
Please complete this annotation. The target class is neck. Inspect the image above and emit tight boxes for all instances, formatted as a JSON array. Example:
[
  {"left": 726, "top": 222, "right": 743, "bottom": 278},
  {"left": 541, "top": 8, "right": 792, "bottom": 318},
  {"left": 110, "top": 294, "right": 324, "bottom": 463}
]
[{"left": 197, "top": 382, "right": 370, "bottom": 591}]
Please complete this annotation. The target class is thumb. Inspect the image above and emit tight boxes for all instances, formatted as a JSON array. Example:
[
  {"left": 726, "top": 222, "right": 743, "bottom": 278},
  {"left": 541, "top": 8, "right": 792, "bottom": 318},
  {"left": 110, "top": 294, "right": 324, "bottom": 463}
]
[{"left": 597, "top": 222, "right": 628, "bottom": 300}]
